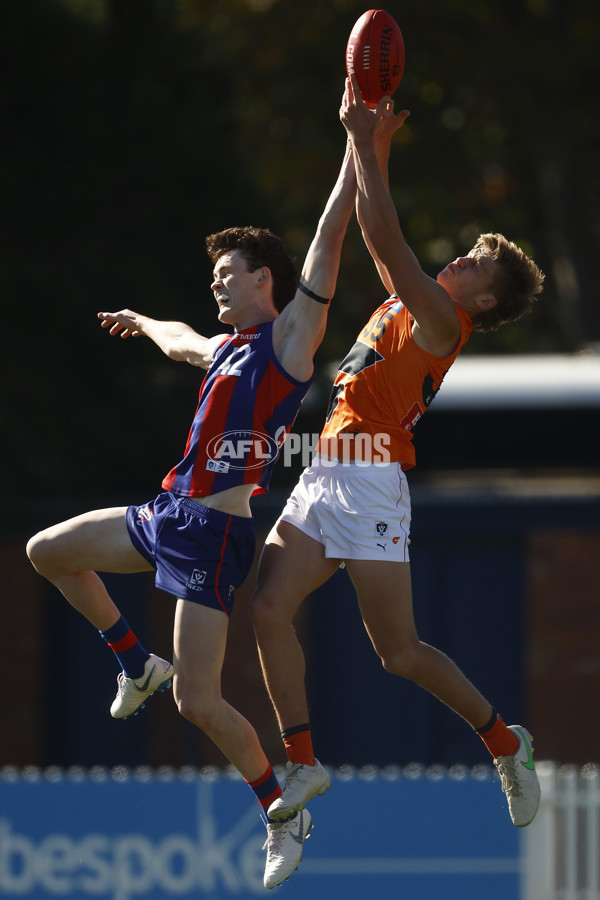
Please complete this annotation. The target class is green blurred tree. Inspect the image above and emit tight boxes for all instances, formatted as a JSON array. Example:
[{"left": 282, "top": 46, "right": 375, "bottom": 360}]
[{"left": 2, "top": 0, "right": 598, "bottom": 504}]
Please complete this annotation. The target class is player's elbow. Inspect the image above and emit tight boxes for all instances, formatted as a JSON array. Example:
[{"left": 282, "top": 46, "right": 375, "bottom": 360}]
[{"left": 169, "top": 342, "right": 207, "bottom": 367}]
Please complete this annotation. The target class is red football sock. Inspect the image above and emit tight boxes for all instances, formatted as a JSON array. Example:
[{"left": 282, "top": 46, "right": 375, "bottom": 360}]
[
  {"left": 245, "top": 765, "right": 282, "bottom": 823},
  {"left": 282, "top": 724, "right": 315, "bottom": 766},
  {"left": 477, "top": 713, "right": 519, "bottom": 758}
]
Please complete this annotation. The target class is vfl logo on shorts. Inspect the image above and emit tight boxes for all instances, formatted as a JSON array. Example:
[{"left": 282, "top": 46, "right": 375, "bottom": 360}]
[
  {"left": 186, "top": 569, "right": 207, "bottom": 591},
  {"left": 375, "top": 521, "right": 388, "bottom": 536},
  {"left": 137, "top": 507, "right": 154, "bottom": 523}
]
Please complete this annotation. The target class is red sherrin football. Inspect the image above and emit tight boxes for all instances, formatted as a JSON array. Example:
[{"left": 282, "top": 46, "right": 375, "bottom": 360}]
[{"left": 346, "top": 9, "right": 405, "bottom": 109}]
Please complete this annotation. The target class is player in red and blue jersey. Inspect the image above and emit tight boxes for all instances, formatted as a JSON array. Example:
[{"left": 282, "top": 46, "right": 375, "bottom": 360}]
[
  {"left": 26, "top": 138, "right": 359, "bottom": 889},
  {"left": 161, "top": 318, "right": 311, "bottom": 499}
]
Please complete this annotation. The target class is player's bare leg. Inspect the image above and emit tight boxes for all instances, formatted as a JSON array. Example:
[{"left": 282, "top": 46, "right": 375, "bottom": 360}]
[
  {"left": 347, "top": 557, "right": 540, "bottom": 826},
  {"left": 174, "top": 598, "right": 313, "bottom": 887},
  {"left": 251, "top": 521, "right": 339, "bottom": 818},
  {"left": 346, "top": 558, "right": 493, "bottom": 728},
  {"left": 251, "top": 520, "right": 341, "bottom": 731},
  {"left": 27, "top": 508, "right": 173, "bottom": 719},
  {"left": 26, "top": 507, "right": 154, "bottom": 629},
  {"left": 173, "top": 598, "right": 274, "bottom": 780}
]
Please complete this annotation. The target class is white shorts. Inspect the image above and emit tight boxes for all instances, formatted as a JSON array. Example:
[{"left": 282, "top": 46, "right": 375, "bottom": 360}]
[{"left": 278, "top": 456, "right": 411, "bottom": 562}]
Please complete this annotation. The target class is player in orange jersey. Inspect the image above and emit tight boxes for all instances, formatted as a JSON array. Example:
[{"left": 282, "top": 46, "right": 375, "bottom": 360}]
[{"left": 250, "top": 75, "right": 545, "bottom": 830}]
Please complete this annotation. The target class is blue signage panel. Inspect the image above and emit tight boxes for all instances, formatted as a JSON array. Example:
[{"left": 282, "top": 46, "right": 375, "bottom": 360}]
[{"left": 0, "top": 767, "right": 520, "bottom": 899}]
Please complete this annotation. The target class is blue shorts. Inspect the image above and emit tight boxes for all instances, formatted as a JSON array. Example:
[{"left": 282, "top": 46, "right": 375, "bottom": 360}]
[{"left": 126, "top": 492, "right": 256, "bottom": 615}]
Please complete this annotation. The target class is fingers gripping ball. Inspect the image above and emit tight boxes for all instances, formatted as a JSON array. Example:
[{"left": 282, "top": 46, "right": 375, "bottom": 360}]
[{"left": 346, "top": 9, "right": 405, "bottom": 109}]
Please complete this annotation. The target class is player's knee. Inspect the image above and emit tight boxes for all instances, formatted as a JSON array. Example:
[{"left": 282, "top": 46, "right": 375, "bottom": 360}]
[
  {"left": 249, "top": 586, "right": 283, "bottom": 633},
  {"left": 26, "top": 530, "right": 55, "bottom": 576},
  {"left": 173, "top": 679, "right": 218, "bottom": 731},
  {"left": 379, "top": 643, "right": 421, "bottom": 680}
]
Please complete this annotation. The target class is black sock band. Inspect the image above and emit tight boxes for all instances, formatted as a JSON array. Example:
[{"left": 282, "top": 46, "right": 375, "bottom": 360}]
[
  {"left": 298, "top": 281, "right": 331, "bottom": 304},
  {"left": 476, "top": 708, "right": 498, "bottom": 735},
  {"left": 281, "top": 723, "right": 311, "bottom": 739}
]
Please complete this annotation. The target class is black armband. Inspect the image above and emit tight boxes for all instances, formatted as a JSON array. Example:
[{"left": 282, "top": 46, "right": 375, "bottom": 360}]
[{"left": 298, "top": 280, "right": 331, "bottom": 305}]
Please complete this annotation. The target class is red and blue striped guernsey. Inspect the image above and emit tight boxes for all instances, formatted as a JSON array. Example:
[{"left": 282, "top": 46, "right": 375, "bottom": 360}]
[{"left": 162, "top": 321, "right": 312, "bottom": 497}]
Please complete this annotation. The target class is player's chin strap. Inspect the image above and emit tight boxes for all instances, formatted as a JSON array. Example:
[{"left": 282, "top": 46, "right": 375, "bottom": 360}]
[{"left": 298, "top": 280, "right": 331, "bottom": 305}]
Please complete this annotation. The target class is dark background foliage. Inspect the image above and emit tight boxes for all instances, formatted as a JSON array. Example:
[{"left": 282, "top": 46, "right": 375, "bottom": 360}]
[
  {"left": 2, "top": 0, "right": 599, "bottom": 772},
  {"left": 2, "top": 0, "right": 598, "bottom": 502}
]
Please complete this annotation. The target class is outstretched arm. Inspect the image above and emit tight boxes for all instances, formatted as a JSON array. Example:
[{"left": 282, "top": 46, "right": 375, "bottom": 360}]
[
  {"left": 272, "top": 144, "right": 357, "bottom": 382},
  {"left": 355, "top": 100, "right": 409, "bottom": 295},
  {"left": 98, "top": 310, "right": 228, "bottom": 369},
  {"left": 342, "top": 74, "right": 460, "bottom": 355}
]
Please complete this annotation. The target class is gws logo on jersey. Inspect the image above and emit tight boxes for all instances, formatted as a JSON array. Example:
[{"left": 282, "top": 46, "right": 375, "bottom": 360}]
[{"left": 206, "top": 430, "right": 280, "bottom": 472}]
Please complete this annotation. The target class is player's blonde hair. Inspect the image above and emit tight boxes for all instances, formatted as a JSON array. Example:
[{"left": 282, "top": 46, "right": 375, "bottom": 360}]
[{"left": 470, "top": 233, "right": 545, "bottom": 333}]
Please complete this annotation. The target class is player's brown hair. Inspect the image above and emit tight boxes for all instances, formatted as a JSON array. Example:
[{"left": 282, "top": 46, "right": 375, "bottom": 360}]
[
  {"left": 470, "top": 232, "right": 545, "bottom": 333},
  {"left": 205, "top": 226, "right": 298, "bottom": 313}
]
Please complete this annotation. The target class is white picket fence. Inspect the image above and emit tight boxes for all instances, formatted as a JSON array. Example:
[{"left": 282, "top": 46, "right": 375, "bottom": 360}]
[{"left": 524, "top": 762, "right": 600, "bottom": 900}]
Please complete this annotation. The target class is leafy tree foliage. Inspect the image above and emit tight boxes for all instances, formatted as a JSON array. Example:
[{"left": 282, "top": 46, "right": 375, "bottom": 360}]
[{"left": 2, "top": 0, "right": 598, "bottom": 502}]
